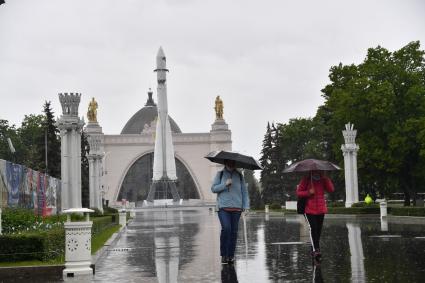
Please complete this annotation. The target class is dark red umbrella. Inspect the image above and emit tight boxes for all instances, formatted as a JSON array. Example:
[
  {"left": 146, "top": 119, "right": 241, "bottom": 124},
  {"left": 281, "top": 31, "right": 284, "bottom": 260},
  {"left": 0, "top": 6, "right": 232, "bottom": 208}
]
[{"left": 283, "top": 158, "right": 341, "bottom": 173}]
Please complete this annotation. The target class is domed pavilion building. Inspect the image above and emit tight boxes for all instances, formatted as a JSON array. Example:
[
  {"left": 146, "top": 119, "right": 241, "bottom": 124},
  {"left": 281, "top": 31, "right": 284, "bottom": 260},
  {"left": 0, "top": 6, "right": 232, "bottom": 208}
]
[{"left": 86, "top": 89, "right": 231, "bottom": 207}]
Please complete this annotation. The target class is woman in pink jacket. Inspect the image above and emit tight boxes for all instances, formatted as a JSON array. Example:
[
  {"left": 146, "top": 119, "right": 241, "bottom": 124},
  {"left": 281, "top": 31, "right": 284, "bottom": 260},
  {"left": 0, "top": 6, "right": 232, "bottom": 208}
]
[{"left": 296, "top": 170, "right": 334, "bottom": 261}]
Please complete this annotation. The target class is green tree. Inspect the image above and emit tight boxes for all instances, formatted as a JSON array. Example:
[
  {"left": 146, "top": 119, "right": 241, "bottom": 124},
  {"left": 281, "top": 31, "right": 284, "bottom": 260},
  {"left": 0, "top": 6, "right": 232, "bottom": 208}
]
[
  {"left": 0, "top": 119, "right": 20, "bottom": 163},
  {"left": 320, "top": 41, "right": 425, "bottom": 205},
  {"left": 278, "top": 118, "right": 319, "bottom": 200},
  {"left": 42, "top": 101, "right": 61, "bottom": 178},
  {"left": 243, "top": 169, "right": 263, "bottom": 209},
  {"left": 18, "top": 114, "right": 45, "bottom": 170},
  {"left": 260, "top": 123, "right": 285, "bottom": 205}
]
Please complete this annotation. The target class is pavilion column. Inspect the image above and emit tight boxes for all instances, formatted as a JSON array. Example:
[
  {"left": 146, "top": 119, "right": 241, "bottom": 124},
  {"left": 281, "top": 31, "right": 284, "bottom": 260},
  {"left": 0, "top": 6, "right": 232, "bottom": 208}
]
[
  {"left": 85, "top": 105, "right": 104, "bottom": 213},
  {"left": 56, "top": 93, "right": 84, "bottom": 210}
]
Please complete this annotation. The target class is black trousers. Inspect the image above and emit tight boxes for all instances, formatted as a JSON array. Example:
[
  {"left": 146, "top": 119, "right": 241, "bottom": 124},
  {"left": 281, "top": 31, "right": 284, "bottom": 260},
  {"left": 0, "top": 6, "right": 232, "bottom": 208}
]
[{"left": 304, "top": 214, "right": 325, "bottom": 252}]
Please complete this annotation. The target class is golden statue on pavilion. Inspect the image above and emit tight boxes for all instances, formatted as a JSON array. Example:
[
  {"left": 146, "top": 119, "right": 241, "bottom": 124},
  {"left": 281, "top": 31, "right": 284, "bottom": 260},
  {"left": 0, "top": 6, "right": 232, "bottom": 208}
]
[
  {"left": 214, "top": 95, "right": 224, "bottom": 120},
  {"left": 87, "top": 97, "right": 98, "bottom": 123}
]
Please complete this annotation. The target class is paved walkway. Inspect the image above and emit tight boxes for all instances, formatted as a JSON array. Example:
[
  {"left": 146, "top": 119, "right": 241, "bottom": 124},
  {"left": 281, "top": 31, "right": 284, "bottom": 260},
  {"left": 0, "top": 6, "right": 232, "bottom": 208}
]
[{"left": 93, "top": 208, "right": 425, "bottom": 282}]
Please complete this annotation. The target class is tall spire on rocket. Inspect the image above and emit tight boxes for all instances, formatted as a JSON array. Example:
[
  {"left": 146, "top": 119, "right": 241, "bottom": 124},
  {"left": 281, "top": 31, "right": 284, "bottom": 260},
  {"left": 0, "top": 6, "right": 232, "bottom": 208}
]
[{"left": 147, "top": 47, "right": 180, "bottom": 203}]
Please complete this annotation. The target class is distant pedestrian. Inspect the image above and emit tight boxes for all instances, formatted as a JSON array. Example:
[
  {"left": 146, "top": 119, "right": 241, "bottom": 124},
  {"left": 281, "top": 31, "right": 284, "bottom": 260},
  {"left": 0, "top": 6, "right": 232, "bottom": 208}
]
[
  {"left": 297, "top": 170, "right": 334, "bottom": 261},
  {"left": 211, "top": 159, "right": 250, "bottom": 265}
]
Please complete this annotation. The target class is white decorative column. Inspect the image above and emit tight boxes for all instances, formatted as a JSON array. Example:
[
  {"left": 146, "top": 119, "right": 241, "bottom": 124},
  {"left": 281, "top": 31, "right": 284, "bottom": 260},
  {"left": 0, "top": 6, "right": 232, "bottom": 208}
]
[
  {"left": 341, "top": 123, "right": 360, "bottom": 208},
  {"left": 57, "top": 93, "right": 85, "bottom": 210},
  {"left": 85, "top": 119, "right": 104, "bottom": 213},
  {"left": 63, "top": 208, "right": 94, "bottom": 279}
]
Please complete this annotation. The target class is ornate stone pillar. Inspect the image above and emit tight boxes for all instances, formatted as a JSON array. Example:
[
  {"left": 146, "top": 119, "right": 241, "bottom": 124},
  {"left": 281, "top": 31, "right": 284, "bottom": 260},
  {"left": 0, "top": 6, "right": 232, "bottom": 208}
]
[
  {"left": 57, "top": 93, "right": 84, "bottom": 210},
  {"left": 85, "top": 99, "right": 104, "bottom": 213},
  {"left": 341, "top": 123, "right": 360, "bottom": 208}
]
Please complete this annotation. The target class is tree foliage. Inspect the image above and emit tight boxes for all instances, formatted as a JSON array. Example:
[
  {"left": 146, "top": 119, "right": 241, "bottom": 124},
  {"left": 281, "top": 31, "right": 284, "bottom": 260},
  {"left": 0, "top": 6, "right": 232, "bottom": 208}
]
[
  {"left": 42, "top": 101, "right": 61, "bottom": 178},
  {"left": 320, "top": 41, "right": 425, "bottom": 204},
  {"left": 259, "top": 41, "right": 425, "bottom": 205},
  {"left": 243, "top": 169, "right": 263, "bottom": 209}
]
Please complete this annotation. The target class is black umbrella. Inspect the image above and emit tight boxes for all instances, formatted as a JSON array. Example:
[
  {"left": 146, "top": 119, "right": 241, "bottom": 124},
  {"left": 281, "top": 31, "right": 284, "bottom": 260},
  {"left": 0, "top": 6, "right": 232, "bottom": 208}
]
[
  {"left": 205, "top": 150, "right": 263, "bottom": 170},
  {"left": 283, "top": 158, "right": 341, "bottom": 173}
]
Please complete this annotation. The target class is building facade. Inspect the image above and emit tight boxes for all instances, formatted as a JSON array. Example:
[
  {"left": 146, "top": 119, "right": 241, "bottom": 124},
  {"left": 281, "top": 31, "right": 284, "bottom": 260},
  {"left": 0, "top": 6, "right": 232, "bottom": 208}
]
[{"left": 92, "top": 90, "right": 231, "bottom": 206}]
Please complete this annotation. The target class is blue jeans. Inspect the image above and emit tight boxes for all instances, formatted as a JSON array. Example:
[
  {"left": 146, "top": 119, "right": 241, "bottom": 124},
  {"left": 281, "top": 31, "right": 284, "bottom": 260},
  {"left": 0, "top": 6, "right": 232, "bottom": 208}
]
[{"left": 218, "top": 209, "right": 241, "bottom": 257}]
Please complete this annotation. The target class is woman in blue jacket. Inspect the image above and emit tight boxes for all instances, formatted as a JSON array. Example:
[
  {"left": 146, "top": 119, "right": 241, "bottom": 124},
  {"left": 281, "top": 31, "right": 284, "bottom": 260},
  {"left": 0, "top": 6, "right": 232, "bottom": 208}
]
[{"left": 211, "top": 159, "right": 250, "bottom": 264}]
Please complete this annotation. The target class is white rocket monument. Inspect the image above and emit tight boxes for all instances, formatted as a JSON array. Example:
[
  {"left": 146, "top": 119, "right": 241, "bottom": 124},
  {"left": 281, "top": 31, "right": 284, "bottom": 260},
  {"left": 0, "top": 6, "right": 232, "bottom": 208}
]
[{"left": 147, "top": 47, "right": 180, "bottom": 202}]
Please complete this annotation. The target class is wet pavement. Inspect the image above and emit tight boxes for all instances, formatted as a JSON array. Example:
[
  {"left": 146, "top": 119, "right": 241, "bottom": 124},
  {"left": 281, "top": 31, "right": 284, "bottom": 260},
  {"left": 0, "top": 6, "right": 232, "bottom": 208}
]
[{"left": 92, "top": 208, "right": 425, "bottom": 282}]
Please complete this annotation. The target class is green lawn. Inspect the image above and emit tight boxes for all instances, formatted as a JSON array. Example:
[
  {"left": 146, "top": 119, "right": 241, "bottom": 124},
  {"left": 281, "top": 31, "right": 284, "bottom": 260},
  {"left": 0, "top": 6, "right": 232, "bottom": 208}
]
[{"left": 92, "top": 224, "right": 121, "bottom": 254}]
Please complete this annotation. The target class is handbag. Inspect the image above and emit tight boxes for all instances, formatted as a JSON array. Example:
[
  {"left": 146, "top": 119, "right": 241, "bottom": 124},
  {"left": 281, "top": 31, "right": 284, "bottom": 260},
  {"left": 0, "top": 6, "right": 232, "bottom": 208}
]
[
  {"left": 297, "top": 197, "right": 306, "bottom": 214},
  {"left": 297, "top": 175, "right": 314, "bottom": 214}
]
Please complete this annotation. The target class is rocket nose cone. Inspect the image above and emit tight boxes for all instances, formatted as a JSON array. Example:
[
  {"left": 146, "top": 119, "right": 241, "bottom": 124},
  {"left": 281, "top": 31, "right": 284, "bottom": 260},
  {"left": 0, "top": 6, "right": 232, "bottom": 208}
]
[
  {"left": 157, "top": 46, "right": 165, "bottom": 58},
  {"left": 156, "top": 47, "right": 166, "bottom": 69}
]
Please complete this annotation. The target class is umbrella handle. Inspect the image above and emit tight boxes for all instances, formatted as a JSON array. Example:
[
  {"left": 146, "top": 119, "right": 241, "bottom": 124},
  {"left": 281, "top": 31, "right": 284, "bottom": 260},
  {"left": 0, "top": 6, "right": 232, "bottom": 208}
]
[{"left": 310, "top": 173, "right": 315, "bottom": 194}]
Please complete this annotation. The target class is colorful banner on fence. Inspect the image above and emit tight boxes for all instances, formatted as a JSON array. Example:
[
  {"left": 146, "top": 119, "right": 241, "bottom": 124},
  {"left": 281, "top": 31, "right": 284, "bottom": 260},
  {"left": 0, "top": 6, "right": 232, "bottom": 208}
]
[{"left": 0, "top": 159, "right": 61, "bottom": 216}]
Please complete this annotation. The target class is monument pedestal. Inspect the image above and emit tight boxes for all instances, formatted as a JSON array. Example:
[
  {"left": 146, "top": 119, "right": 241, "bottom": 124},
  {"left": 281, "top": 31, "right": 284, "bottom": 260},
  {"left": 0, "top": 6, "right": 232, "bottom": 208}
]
[
  {"left": 147, "top": 178, "right": 180, "bottom": 203},
  {"left": 62, "top": 208, "right": 94, "bottom": 279},
  {"left": 211, "top": 118, "right": 229, "bottom": 131},
  {"left": 86, "top": 121, "right": 104, "bottom": 213}
]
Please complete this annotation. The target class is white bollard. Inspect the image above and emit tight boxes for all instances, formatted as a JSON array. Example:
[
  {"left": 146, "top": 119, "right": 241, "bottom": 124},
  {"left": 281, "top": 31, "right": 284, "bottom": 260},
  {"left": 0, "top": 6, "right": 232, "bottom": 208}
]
[
  {"left": 381, "top": 217, "right": 388, "bottom": 232},
  {"left": 62, "top": 208, "right": 94, "bottom": 279},
  {"left": 119, "top": 210, "right": 127, "bottom": 227},
  {"left": 265, "top": 205, "right": 269, "bottom": 214},
  {"left": 380, "top": 201, "right": 387, "bottom": 218},
  {"left": 130, "top": 209, "right": 136, "bottom": 218}
]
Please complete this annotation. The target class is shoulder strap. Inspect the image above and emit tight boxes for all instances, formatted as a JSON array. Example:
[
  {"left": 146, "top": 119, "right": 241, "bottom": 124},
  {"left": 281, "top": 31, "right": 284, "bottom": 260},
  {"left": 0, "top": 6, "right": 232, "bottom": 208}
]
[
  {"left": 236, "top": 170, "right": 243, "bottom": 182},
  {"left": 220, "top": 170, "right": 243, "bottom": 183}
]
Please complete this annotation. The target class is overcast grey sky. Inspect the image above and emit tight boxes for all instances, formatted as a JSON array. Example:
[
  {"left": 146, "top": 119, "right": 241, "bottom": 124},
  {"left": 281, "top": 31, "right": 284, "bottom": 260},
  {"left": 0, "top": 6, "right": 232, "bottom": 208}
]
[{"left": 1, "top": 0, "right": 424, "bottom": 161}]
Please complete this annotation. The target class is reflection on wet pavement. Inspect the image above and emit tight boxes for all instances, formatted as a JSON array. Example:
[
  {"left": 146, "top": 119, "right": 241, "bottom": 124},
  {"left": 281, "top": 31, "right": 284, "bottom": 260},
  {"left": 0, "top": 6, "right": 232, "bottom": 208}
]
[{"left": 93, "top": 208, "right": 425, "bottom": 282}]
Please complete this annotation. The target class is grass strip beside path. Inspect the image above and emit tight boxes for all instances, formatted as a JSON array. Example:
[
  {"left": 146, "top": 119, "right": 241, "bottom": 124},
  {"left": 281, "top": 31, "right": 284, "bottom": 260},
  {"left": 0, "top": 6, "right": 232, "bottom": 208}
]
[{"left": 92, "top": 224, "right": 121, "bottom": 254}]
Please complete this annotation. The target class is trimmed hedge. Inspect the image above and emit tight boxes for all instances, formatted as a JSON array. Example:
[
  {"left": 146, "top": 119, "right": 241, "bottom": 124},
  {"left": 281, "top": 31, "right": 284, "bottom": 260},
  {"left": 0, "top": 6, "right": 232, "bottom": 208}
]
[
  {"left": 0, "top": 212, "right": 118, "bottom": 263},
  {"left": 269, "top": 203, "right": 282, "bottom": 210},
  {"left": 327, "top": 207, "right": 380, "bottom": 214},
  {"left": 0, "top": 228, "right": 65, "bottom": 262},
  {"left": 352, "top": 202, "right": 379, "bottom": 208},
  {"left": 390, "top": 207, "right": 425, "bottom": 217}
]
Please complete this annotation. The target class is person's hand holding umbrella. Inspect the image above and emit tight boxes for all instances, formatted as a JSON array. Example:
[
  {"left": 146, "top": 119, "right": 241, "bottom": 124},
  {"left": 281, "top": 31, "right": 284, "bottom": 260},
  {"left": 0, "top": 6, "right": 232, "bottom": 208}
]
[{"left": 225, "top": 178, "right": 232, "bottom": 188}]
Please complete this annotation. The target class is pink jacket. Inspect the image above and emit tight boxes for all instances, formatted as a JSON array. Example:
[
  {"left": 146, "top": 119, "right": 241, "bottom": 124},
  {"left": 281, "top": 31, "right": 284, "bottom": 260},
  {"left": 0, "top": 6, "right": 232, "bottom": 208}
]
[{"left": 296, "top": 176, "right": 334, "bottom": 215}]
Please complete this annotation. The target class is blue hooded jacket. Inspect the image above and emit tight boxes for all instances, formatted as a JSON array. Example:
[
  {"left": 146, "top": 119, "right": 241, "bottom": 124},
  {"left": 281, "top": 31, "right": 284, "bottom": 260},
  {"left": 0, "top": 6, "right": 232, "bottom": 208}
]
[{"left": 211, "top": 169, "right": 250, "bottom": 210}]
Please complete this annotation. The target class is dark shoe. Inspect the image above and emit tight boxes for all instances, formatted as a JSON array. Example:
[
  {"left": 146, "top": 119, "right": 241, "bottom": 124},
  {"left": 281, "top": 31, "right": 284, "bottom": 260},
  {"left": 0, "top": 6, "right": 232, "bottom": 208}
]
[
  {"left": 221, "top": 256, "right": 228, "bottom": 264},
  {"left": 228, "top": 257, "right": 235, "bottom": 264}
]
